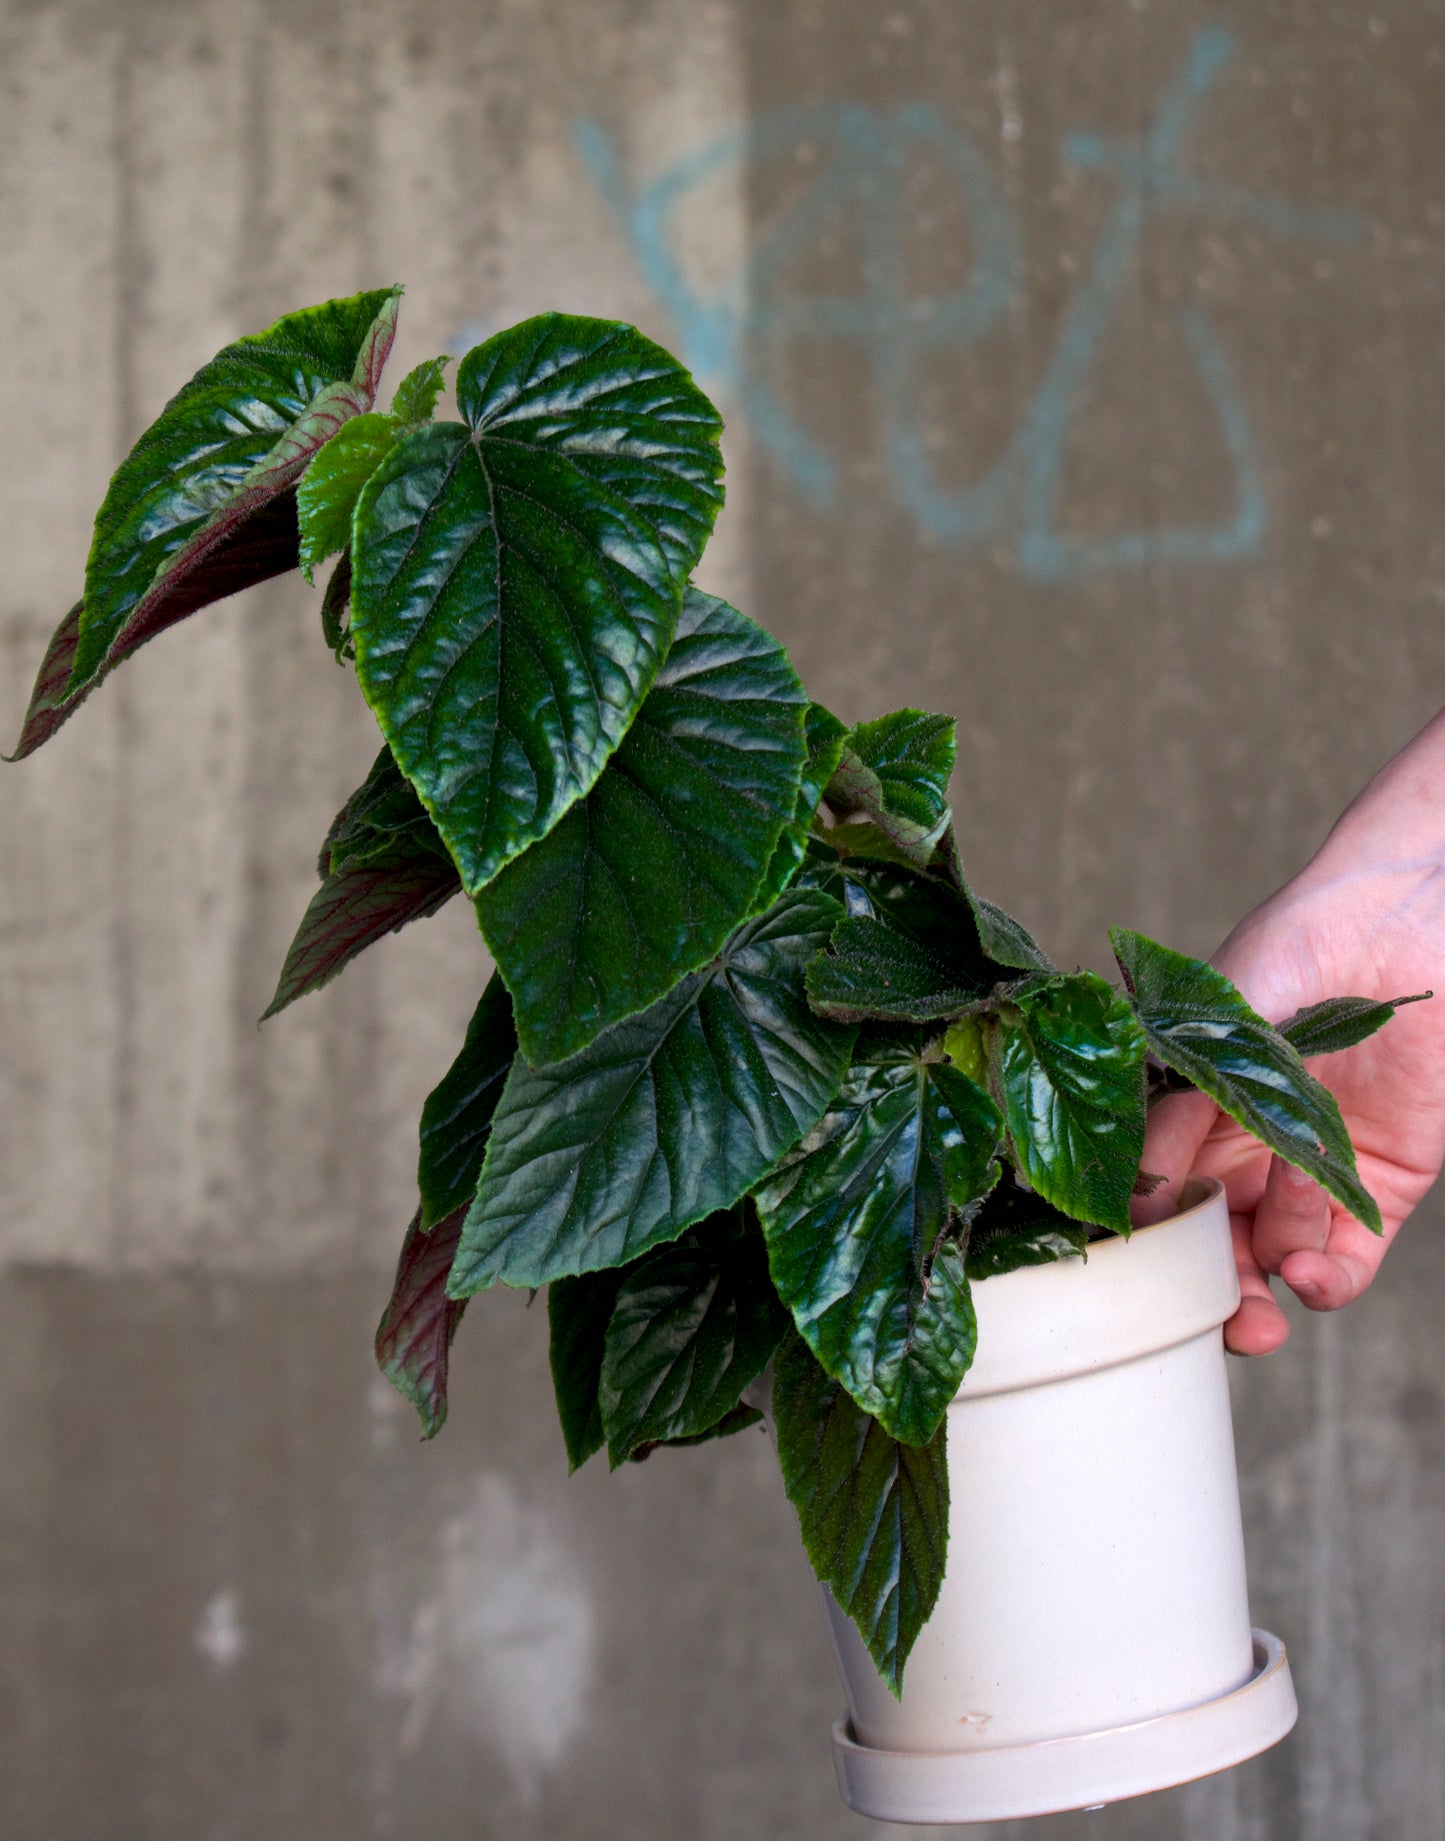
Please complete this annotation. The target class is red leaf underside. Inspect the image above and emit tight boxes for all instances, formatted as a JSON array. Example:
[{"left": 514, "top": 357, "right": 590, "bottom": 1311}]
[{"left": 375, "top": 1205, "right": 468, "bottom": 1437}]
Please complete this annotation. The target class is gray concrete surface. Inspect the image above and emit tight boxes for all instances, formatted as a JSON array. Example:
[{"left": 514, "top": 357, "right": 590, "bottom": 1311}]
[{"left": 1, "top": 1, "right": 1443, "bottom": 1835}]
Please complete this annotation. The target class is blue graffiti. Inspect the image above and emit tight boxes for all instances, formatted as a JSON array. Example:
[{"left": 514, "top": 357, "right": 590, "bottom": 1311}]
[{"left": 575, "top": 27, "right": 1361, "bottom": 581}]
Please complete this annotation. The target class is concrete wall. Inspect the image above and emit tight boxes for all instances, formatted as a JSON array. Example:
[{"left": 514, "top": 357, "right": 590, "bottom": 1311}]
[{"left": 1, "top": 2, "right": 1442, "bottom": 1835}]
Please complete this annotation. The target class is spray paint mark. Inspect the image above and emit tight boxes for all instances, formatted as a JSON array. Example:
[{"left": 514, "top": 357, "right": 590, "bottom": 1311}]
[{"left": 574, "top": 27, "right": 1362, "bottom": 580}]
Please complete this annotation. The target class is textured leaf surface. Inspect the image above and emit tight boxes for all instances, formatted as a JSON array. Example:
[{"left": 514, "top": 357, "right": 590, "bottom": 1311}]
[
  {"left": 967, "top": 893, "right": 1053, "bottom": 971},
  {"left": 5, "top": 601, "right": 88, "bottom": 760},
  {"left": 965, "top": 1173, "right": 1090, "bottom": 1279},
  {"left": 350, "top": 314, "right": 724, "bottom": 894},
  {"left": 475, "top": 589, "right": 806, "bottom": 1065},
  {"left": 390, "top": 355, "right": 450, "bottom": 425},
  {"left": 417, "top": 977, "right": 517, "bottom": 1227},
  {"left": 320, "top": 553, "right": 354, "bottom": 659},
  {"left": 634, "top": 1402, "right": 763, "bottom": 1455},
  {"left": 754, "top": 703, "right": 849, "bottom": 908},
  {"left": 600, "top": 1208, "right": 788, "bottom": 1465},
  {"left": 757, "top": 1039, "right": 998, "bottom": 1443},
  {"left": 374, "top": 1205, "right": 467, "bottom": 1438},
  {"left": 548, "top": 1266, "right": 632, "bottom": 1471},
  {"left": 323, "top": 745, "right": 455, "bottom": 874},
  {"left": 297, "top": 412, "right": 404, "bottom": 580},
  {"left": 1113, "top": 930, "right": 1382, "bottom": 1231},
  {"left": 996, "top": 972, "right": 1147, "bottom": 1236},
  {"left": 772, "top": 1330, "right": 948, "bottom": 1696},
  {"left": 825, "top": 709, "right": 956, "bottom": 869},
  {"left": 1279, "top": 991, "right": 1430, "bottom": 1058},
  {"left": 449, "top": 889, "right": 855, "bottom": 1296}
]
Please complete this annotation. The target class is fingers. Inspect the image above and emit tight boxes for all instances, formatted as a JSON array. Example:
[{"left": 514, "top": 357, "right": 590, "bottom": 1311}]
[
  {"left": 1224, "top": 1209, "right": 1290, "bottom": 1355},
  {"left": 1278, "top": 1216, "right": 1388, "bottom": 1313},
  {"left": 1252, "top": 1155, "right": 1331, "bottom": 1279},
  {"left": 1134, "top": 1089, "right": 1219, "bottom": 1226}
]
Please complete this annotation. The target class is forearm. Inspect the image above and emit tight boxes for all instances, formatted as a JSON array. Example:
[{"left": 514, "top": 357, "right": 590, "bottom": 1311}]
[{"left": 1305, "top": 704, "right": 1445, "bottom": 885}]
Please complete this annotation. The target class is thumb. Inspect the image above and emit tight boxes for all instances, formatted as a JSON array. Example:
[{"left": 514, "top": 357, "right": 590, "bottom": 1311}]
[{"left": 1133, "top": 1087, "right": 1219, "bottom": 1226}]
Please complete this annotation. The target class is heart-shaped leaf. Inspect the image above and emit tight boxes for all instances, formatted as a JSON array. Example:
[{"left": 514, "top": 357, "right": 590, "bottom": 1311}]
[
  {"left": 757, "top": 1039, "right": 999, "bottom": 1444},
  {"left": 350, "top": 314, "right": 724, "bottom": 895},
  {"left": 374, "top": 1204, "right": 467, "bottom": 1439},
  {"left": 772, "top": 1329, "right": 948, "bottom": 1697},
  {"left": 1278, "top": 990, "right": 1431, "bottom": 1058},
  {"left": 448, "top": 888, "right": 854, "bottom": 1296},
  {"left": 475, "top": 588, "right": 807, "bottom": 1065},
  {"left": 995, "top": 972, "right": 1147, "bottom": 1236},
  {"left": 825, "top": 709, "right": 956, "bottom": 870},
  {"left": 1112, "top": 929, "right": 1382, "bottom": 1231},
  {"left": 964, "top": 1171, "right": 1090, "bottom": 1278},
  {"left": 417, "top": 976, "right": 518, "bottom": 1227},
  {"left": 599, "top": 1207, "right": 789, "bottom": 1466}
]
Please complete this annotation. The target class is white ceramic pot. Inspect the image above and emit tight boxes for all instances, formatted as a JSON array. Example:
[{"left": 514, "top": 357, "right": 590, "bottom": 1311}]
[{"left": 819, "top": 1177, "right": 1298, "bottom": 1825}]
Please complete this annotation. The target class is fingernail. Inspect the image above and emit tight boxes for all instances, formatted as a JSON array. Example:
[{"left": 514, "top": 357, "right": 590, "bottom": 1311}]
[{"left": 1295, "top": 1281, "right": 1320, "bottom": 1301}]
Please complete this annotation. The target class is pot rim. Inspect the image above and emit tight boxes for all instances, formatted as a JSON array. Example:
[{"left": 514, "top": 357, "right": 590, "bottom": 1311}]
[{"left": 958, "top": 1176, "right": 1239, "bottom": 1401}]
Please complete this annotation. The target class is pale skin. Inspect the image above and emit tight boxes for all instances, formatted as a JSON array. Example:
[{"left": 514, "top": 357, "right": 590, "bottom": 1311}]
[{"left": 1137, "top": 706, "right": 1445, "bottom": 1354}]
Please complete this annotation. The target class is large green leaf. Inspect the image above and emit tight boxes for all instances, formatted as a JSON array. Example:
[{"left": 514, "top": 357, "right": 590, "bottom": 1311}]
[
  {"left": 772, "top": 1330, "right": 949, "bottom": 1696},
  {"left": 374, "top": 1204, "right": 467, "bottom": 1439},
  {"left": 548, "top": 1265, "right": 632, "bottom": 1472},
  {"left": 1112, "top": 930, "right": 1382, "bottom": 1231},
  {"left": 752, "top": 703, "right": 849, "bottom": 909},
  {"left": 448, "top": 888, "right": 855, "bottom": 1297},
  {"left": 349, "top": 314, "right": 724, "bottom": 895},
  {"left": 417, "top": 976, "right": 518, "bottom": 1227},
  {"left": 261, "top": 747, "right": 460, "bottom": 1019},
  {"left": 475, "top": 589, "right": 807, "bottom": 1066},
  {"left": 599, "top": 1206, "right": 788, "bottom": 1466},
  {"left": 824, "top": 709, "right": 956, "bottom": 870},
  {"left": 756, "top": 1039, "right": 998, "bottom": 1444},
  {"left": 1279, "top": 990, "right": 1431, "bottom": 1058},
  {"left": 995, "top": 972, "right": 1147, "bottom": 1236},
  {"left": 964, "top": 1171, "right": 1090, "bottom": 1279}
]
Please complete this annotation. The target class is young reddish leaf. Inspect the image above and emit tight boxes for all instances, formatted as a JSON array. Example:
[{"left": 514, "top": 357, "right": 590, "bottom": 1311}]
[
  {"left": 5, "top": 600, "right": 86, "bottom": 761},
  {"left": 375, "top": 1205, "right": 467, "bottom": 1438},
  {"left": 262, "top": 857, "right": 459, "bottom": 1021}
]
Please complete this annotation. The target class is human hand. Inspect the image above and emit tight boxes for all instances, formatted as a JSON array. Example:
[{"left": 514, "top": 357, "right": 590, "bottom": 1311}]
[{"left": 1138, "top": 715, "right": 1445, "bottom": 1354}]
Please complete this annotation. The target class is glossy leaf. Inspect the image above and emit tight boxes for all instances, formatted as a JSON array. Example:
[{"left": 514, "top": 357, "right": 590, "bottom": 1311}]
[
  {"left": 1113, "top": 929, "right": 1382, "bottom": 1232},
  {"left": 599, "top": 1208, "right": 788, "bottom": 1466},
  {"left": 297, "top": 412, "right": 404, "bottom": 580},
  {"left": 757, "top": 1039, "right": 998, "bottom": 1444},
  {"left": 475, "top": 589, "right": 807, "bottom": 1065},
  {"left": 76, "top": 288, "right": 399, "bottom": 691},
  {"left": 390, "top": 355, "right": 451, "bottom": 425},
  {"left": 965, "top": 1173, "right": 1090, "bottom": 1279},
  {"left": 753, "top": 703, "right": 849, "bottom": 908},
  {"left": 449, "top": 889, "right": 854, "bottom": 1296},
  {"left": 1279, "top": 990, "right": 1431, "bottom": 1058},
  {"left": 772, "top": 1330, "right": 948, "bottom": 1696},
  {"left": 825, "top": 709, "right": 956, "bottom": 870},
  {"left": 995, "top": 972, "right": 1147, "bottom": 1236},
  {"left": 350, "top": 314, "right": 724, "bottom": 895},
  {"left": 417, "top": 976, "right": 518, "bottom": 1227},
  {"left": 548, "top": 1266, "right": 631, "bottom": 1472},
  {"left": 374, "top": 1205, "right": 467, "bottom": 1438}
]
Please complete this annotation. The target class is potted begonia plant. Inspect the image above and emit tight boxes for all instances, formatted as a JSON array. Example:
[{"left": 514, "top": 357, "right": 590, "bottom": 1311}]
[{"left": 10, "top": 287, "right": 1421, "bottom": 1823}]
